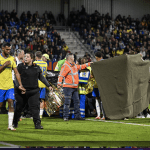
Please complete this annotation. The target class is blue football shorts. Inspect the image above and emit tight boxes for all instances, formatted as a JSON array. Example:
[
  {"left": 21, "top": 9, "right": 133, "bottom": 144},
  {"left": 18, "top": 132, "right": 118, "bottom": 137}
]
[
  {"left": 39, "top": 88, "right": 46, "bottom": 100},
  {"left": 92, "top": 88, "right": 100, "bottom": 97},
  {"left": 0, "top": 88, "right": 15, "bottom": 102}
]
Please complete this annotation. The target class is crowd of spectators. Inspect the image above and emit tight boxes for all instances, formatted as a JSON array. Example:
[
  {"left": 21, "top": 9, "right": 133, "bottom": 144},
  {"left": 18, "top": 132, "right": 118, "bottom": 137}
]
[
  {"left": 0, "top": 9, "right": 71, "bottom": 61},
  {"left": 1, "top": 7, "right": 150, "bottom": 62},
  {"left": 69, "top": 6, "right": 150, "bottom": 60}
]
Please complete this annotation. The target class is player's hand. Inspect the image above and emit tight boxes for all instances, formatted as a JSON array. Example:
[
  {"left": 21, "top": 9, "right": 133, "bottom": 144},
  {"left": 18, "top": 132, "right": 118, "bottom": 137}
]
[
  {"left": 19, "top": 85, "right": 26, "bottom": 94},
  {"left": 90, "top": 62, "right": 93, "bottom": 64},
  {"left": 21, "top": 91, "right": 26, "bottom": 94},
  {"left": 90, "top": 74, "right": 94, "bottom": 78},
  {"left": 49, "top": 86, "right": 53, "bottom": 91},
  {"left": 3, "top": 61, "right": 11, "bottom": 67}
]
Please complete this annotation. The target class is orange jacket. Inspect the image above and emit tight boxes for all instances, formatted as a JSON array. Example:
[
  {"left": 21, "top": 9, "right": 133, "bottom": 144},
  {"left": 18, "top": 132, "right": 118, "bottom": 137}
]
[{"left": 57, "top": 61, "right": 91, "bottom": 88}]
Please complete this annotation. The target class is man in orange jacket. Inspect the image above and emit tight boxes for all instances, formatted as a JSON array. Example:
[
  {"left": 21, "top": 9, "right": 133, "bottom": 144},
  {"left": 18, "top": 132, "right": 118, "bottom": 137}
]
[{"left": 57, "top": 53, "right": 92, "bottom": 121}]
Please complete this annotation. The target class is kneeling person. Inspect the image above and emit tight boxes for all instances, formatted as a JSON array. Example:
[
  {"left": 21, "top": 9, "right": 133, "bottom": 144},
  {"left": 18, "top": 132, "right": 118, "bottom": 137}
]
[{"left": 13, "top": 52, "right": 52, "bottom": 129}]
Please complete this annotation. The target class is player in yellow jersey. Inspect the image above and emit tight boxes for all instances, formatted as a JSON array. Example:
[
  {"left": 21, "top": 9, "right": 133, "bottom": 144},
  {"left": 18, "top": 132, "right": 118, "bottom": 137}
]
[
  {"left": 0, "top": 42, "right": 25, "bottom": 130},
  {"left": 34, "top": 51, "right": 48, "bottom": 118}
]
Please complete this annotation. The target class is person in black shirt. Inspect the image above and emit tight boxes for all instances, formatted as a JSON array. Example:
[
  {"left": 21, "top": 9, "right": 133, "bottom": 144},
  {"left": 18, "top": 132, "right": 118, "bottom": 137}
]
[{"left": 13, "top": 52, "right": 52, "bottom": 129}]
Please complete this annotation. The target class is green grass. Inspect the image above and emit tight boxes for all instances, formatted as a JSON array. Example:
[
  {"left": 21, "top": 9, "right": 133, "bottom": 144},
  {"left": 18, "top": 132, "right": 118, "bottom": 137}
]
[
  {"left": 0, "top": 144, "right": 9, "bottom": 147},
  {"left": 0, "top": 114, "right": 150, "bottom": 147}
]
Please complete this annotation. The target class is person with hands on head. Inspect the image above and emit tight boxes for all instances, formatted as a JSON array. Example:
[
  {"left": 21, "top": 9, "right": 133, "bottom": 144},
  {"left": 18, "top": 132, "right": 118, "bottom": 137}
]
[
  {"left": 42, "top": 54, "right": 50, "bottom": 62},
  {"left": 57, "top": 53, "right": 92, "bottom": 121},
  {"left": 13, "top": 52, "right": 52, "bottom": 129},
  {"left": 0, "top": 42, "right": 25, "bottom": 131},
  {"left": 92, "top": 51, "right": 105, "bottom": 120}
]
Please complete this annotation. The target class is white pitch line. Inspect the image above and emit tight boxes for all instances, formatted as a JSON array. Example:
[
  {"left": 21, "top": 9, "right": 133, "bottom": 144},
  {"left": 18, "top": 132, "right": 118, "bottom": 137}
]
[
  {"left": 0, "top": 142, "right": 20, "bottom": 148},
  {"left": 85, "top": 119, "right": 150, "bottom": 126}
]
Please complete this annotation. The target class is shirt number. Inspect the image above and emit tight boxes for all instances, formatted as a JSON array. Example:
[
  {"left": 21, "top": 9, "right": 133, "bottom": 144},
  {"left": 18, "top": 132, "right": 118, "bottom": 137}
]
[{"left": 40, "top": 67, "right": 46, "bottom": 76}]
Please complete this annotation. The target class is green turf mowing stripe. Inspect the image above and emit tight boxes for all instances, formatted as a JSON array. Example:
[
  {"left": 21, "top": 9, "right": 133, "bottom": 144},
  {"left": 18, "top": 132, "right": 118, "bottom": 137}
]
[
  {"left": 0, "top": 144, "right": 8, "bottom": 146},
  {"left": 1, "top": 115, "right": 150, "bottom": 144}
]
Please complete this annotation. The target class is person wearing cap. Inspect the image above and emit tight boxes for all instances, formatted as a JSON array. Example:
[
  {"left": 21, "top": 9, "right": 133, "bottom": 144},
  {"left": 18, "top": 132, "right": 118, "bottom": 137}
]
[{"left": 42, "top": 54, "right": 50, "bottom": 62}]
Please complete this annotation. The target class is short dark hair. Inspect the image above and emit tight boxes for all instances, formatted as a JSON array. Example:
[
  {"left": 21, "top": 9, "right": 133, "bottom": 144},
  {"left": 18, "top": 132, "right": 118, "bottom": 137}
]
[
  {"left": 3, "top": 42, "right": 11, "bottom": 47},
  {"left": 66, "top": 53, "right": 73, "bottom": 60},
  {"left": 95, "top": 51, "right": 103, "bottom": 58},
  {"left": 35, "top": 51, "right": 42, "bottom": 58},
  {"left": 26, "top": 52, "right": 34, "bottom": 59}
]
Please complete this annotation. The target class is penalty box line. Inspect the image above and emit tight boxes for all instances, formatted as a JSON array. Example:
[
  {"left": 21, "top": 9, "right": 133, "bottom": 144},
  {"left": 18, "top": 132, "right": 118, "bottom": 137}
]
[{"left": 85, "top": 119, "right": 150, "bottom": 127}]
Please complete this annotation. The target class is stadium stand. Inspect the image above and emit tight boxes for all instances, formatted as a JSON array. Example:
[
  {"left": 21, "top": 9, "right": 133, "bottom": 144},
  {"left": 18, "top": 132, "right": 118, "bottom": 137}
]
[
  {"left": 0, "top": 9, "right": 92, "bottom": 62},
  {"left": 69, "top": 9, "right": 150, "bottom": 60}
]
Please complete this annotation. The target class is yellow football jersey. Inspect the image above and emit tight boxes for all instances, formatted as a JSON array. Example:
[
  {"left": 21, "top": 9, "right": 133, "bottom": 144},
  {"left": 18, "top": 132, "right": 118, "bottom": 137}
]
[
  {"left": 33, "top": 60, "right": 47, "bottom": 88},
  {"left": 0, "top": 53, "right": 17, "bottom": 90},
  {"left": 116, "top": 49, "right": 124, "bottom": 55}
]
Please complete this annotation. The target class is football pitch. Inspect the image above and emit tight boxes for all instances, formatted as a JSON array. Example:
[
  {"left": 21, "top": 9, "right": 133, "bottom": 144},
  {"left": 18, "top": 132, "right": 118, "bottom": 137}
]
[{"left": 0, "top": 114, "right": 150, "bottom": 147}]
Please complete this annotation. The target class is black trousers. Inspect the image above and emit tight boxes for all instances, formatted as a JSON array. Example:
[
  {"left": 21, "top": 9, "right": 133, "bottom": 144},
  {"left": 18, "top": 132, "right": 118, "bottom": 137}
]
[
  {"left": 86, "top": 93, "right": 95, "bottom": 111},
  {"left": 13, "top": 88, "right": 40, "bottom": 125}
]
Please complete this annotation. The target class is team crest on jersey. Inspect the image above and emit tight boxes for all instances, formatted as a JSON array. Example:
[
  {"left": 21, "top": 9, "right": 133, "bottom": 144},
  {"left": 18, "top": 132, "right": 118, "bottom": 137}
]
[{"left": 80, "top": 72, "right": 89, "bottom": 78}]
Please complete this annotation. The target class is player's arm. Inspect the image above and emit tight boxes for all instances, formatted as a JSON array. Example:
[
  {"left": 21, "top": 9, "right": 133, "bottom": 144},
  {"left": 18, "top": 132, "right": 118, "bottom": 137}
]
[
  {"left": 77, "top": 62, "right": 91, "bottom": 71},
  {"left": 38, "top": 73, "right": 53, "bottom": 91},
  {"left": 0, "top": 61, "right": 11, "bottom": 73},
  {"left": 57, "top": 65, "right": 69, "bottom": 88},
  {"left": 14, "top": 67, "right": 26, "bottom": 93}
]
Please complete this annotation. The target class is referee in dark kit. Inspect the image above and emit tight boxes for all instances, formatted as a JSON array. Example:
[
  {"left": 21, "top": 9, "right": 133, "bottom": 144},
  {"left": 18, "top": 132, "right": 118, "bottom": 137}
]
[{"left": 13, "top": 52, "right": 52, "bottom": 129}]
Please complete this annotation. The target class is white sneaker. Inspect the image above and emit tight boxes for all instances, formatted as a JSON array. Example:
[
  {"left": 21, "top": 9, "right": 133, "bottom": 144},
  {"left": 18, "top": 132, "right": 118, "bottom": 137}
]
[
  {"left": 146, "top": 114, "right": 150, "bottom": 118},
  {"left": 141, "top": 115, "right": 145, "bottom": 118},
  {"left": 7, "top": 126, "right": 16, "bottom": 131},
  {"left": 136, "top": 115, "right": 145, "bottom": 118},
  {"left": 20, "top": 116, "right": 26, "bottom": 119},
  {"left": 101, "top": 117, "right": 105, "bottom": 120}
]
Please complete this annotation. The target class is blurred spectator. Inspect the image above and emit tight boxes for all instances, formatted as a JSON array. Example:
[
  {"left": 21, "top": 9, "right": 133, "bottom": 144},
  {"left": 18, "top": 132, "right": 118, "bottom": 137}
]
[
  {"left": 63, "top": 43, "right": 69, "bottom": 52},
  {"left": 10, "top": 45, "right": 16, "bottom": 55},
  {"left": 21, "top": 41, "right": 26, "bottom": 50},
  {"left": 25, "top": 45, "right": 31, "bottom": 53},
  {"left": 10, "top": 18, "right": 16, "bottom": 27},
  {"left": 5, "top": 35, "right": 10, "bottom": 43},
  {"left": 116, "top": 48, "right": 124, "bottom": 56},
  {"left": 39, "top": 27, "right": 46, "bottom": 36},
  {"left": 140, "top": 47, "right": 146, "bottom": 58}
]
